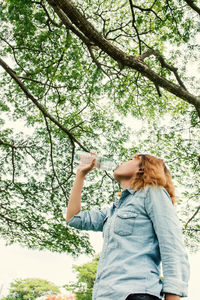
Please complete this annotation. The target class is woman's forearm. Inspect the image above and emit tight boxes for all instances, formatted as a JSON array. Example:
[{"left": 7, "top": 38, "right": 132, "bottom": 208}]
[
  {"left": 165, "top": 294, "right": 180, "bottom": 300},
  {"left": 66, "top": 158, "right": 96, "bottom": 222},
  {"left": 66, "top": 173, "right": 85, "bottom": 222}
]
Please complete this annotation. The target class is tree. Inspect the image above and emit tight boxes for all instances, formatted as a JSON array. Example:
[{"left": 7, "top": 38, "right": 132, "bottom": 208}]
[
  {"left": 0, "top": 0, "right": 199, "bottom": 255},
  {"left": 64, "top": 255, "right": 99, "bottom": 300},
  {"left": 1, "top": 278, "right": 60, "bottom": 300}
]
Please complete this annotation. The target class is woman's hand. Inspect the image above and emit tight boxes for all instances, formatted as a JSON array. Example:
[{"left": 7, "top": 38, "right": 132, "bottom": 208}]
[
  {"left": 165, "top": 294, "right": 180, "bottom": 300},
  {"left": 76, "top": 158, "right": 97, "bottom": 178}
]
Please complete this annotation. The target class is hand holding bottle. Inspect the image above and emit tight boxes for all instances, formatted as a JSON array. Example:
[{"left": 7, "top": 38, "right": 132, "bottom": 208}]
[
  {"left": 66, "top": 153, "right": 97, "bottom": 222},
  {"left": 75, "top": 151, "right": 116, "bottom": 171},
  {"left": 76, "top": 156, "right": 97, "bottom": 177},
  {"left": 67, "top": 151, "right": 115, "bottom": 222}
]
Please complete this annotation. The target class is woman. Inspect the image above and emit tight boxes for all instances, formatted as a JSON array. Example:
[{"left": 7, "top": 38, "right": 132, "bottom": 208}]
[{"left": 66, "top": 154, "right": 190, "bottom": 300}]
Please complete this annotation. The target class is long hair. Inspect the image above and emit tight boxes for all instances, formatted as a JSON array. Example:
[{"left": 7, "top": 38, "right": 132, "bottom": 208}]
[{"left": 130, "top": 154, "right": 176, "bottom": 204}]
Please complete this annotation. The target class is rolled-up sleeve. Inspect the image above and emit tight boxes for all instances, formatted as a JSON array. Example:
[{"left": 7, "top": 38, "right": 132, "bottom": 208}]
[
  {"left": 66, "top": 209, "right": 108, "bottom": 232},
  {"left": 145, "top": 186, "right": 190, "bottom": 297}
]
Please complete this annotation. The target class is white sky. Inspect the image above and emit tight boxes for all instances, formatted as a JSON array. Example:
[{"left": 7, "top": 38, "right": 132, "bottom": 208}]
[{"left": 0, "top": 233, "right": 200, "bottom": 299}]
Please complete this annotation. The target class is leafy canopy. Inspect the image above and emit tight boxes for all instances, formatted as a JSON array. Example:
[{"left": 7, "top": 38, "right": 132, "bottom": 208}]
[
  {"left": 1, "top": 278, "right": 60, "bottom": 300},
  {"left": 0, "top": 0, "right": 199, "bottom": 255},
  {"left": 64, "top": 254, "right": 100, "bottom": 300}
]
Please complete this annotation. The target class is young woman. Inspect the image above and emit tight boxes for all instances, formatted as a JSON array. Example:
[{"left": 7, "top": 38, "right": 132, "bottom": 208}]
[{"left": 66, "top": 154, "right": 190, "bottom": 300}]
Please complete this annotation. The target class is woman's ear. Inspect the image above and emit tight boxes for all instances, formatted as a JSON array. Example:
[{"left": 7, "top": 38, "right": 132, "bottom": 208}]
[{"left": 137, "top": 168, "right": 144, "bottom": 174}]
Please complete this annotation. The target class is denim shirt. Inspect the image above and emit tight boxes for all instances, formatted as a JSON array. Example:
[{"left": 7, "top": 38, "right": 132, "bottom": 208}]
[{"left": 66, "top": 186, "right": 190, "bottom": 300}]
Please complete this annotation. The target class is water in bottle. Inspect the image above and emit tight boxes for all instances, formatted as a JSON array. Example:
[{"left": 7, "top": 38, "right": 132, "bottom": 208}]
[{"left": 74, "top": 151, "right": 116, "bottom": 171}]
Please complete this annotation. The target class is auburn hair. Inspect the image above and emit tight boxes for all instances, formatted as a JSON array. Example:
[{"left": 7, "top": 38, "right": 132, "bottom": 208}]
[{"left": 130, "top": 154, "right": 176, "bottom": 204}]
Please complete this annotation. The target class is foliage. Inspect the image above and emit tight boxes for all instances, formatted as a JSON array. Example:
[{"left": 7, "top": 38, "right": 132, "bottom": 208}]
[
  {"left": 0, "top": 0, "right": 199, "bottom": 255},
  {"left": 1, "top": 278, "right": 60, "bottom": 300},
  {"left": 63, "top": 254, "right": 99, "bottom": 300}
]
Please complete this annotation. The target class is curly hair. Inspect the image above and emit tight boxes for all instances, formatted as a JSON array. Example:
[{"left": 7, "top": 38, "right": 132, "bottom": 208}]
[{"left": 130, "top": 154, "right": 176, "bottom": 204}]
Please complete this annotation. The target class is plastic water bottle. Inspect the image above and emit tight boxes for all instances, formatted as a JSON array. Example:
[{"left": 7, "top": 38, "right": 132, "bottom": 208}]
[{"left": 74, "top": 151, "right": 116, "bottom": 171}]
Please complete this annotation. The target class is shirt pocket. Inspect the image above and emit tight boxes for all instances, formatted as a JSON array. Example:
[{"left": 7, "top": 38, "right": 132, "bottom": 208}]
[{"left": 114, "top": 210, "right": 138, "bottom": 236}]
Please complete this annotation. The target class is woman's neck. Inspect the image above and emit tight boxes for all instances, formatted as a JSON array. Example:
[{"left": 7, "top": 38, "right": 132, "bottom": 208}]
[{"left": 120, "top": 179, "right": 132, "bottom": 190}]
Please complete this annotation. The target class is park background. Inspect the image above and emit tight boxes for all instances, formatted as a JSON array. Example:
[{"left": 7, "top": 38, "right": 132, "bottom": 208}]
[
  {"left": 0, "top": 233, "right": 200, "bottom": 299},
  {"left": 0, "top": 0, "right": 200, "bottom": 299},
  {"left": 0, "top": 113, "right": 199, "bottom": 299}
]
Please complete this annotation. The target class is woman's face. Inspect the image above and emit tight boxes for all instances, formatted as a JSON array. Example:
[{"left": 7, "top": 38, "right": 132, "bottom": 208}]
[{"left": 113, "top": 156, "right": 141, "bottom": 182}]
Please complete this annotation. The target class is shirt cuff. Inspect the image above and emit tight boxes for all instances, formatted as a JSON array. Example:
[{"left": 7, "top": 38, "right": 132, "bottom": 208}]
[
  {"left": 162, "top": 278, "right": 188, "bottom": 297},
  {"left": 66, "top": 213, "right": 82, "bottom": 230}
]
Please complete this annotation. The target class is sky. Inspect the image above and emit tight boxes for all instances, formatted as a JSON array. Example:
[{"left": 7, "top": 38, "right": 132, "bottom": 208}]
[{"left": 0, "top": 232, "right": 200, "bottom": 299}]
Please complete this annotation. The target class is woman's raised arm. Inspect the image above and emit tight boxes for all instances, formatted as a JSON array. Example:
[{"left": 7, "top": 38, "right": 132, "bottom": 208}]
[{"left": 66, "top": 158, "right": 96, "bottom": 222}]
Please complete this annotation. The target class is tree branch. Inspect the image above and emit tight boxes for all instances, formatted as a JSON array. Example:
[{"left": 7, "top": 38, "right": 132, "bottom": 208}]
[
  {"left": 46, "top": 0, "right": 91, "bottom": 46},
  {"left": 0, "top": 205, "right": 36, "bottom": 232},
  {"left": 0, "top": 210, "right": 47, "bottom": 243},
  {"left": 11, "top": 146, "right": 15, "bottom": 184},
  {"left": 183, "top": 227, "right": 200, "bottom": 232},
  {"left": 138, "top": 49, "right": 187, "bottom": 90},
  {"left": 184, "top": 0, "right": 200, "bottom": 15},
  {"left": 0, "top": 138, "right": 28, "bottom": 149},
  {"left": 32, "top": 0, "right": 63, "bottom": 27},
  {"left": 44, "top": 116, "right": 68, "bottom": 201},
  {"left": 128, "top": 0, "right": 142, "bottom": 54},
  {"left": 185, "top": 205, "right": 200, "bottom": 228},
  {"left": 0, "top": 57, "right": 89, "bottom": 152},
  {"left": 46, "top": 0, "right": 200, "bottom": 109},
  {"left": 87, "top": 45, "right": 111, "bottom": 77},
  {"left": 129, "top": 0, "right": 163, "bottom": 21},
  {"left": 19, "top": 76, "right": 77, "bottom": 89}
]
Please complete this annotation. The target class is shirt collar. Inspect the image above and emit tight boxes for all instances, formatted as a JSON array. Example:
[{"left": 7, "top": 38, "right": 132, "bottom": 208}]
[
  {"left": 127, "top": 188, "right": 136, "bottom": 194},
  {"left": 113, "top": 188, "right": 136, "bottom": 208}
]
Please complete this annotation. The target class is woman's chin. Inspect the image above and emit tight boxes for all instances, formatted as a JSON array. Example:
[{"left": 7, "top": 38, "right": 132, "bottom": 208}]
[{"left": 113, "top": 170, "right": 121, "bottom": 182}]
